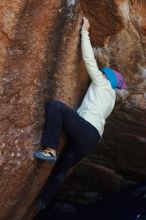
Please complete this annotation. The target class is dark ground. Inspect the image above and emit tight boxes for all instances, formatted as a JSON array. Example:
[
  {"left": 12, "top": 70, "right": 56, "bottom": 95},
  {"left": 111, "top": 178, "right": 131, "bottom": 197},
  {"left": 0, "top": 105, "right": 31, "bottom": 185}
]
[{"left": 34, "top": 182, "right": 146, "bottom": 220}]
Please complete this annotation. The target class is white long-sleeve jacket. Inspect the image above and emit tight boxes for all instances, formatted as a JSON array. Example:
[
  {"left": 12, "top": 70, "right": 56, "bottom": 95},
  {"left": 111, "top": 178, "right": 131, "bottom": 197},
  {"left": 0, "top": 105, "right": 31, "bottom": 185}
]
[{"left": 77, "top": 31, "right": 116, "bottom": 137}]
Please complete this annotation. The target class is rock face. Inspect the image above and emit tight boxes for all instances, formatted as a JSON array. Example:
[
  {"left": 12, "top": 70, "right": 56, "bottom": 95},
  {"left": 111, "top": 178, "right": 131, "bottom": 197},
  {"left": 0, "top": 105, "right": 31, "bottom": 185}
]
[{"left": 0, "top": 0, "right": 146, "bottom": 219}]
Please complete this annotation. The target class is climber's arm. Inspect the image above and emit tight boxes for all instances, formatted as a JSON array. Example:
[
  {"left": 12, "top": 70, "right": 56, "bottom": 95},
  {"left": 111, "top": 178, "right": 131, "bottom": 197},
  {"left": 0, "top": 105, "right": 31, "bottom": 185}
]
[{"left": 81, "top": 17, "right": 105, "bottom": 86}]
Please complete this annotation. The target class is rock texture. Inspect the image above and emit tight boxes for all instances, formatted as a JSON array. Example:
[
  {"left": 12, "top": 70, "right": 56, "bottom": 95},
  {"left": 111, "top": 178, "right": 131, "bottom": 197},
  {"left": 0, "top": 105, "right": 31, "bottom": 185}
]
[{"left": 0, "top": 0, "right": 146, "bottom": 219}]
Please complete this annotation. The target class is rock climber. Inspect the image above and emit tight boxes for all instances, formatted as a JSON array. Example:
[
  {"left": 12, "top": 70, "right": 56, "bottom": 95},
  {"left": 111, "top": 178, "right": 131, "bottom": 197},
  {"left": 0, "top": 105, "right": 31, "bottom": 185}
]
[{"left": 33, "top": 16, "right": 126, "bottom": 209}]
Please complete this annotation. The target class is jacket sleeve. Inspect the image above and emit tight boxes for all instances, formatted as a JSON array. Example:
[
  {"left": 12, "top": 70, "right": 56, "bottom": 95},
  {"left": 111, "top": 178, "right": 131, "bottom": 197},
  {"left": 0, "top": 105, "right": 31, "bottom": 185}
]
[{"left": 81, "top": 30, "right": 106, "bottom": 86}]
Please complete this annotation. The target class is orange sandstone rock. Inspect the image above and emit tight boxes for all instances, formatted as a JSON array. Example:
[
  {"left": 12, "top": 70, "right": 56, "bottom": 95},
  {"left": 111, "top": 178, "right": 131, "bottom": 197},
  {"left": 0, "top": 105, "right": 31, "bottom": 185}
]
[{"left": 0, "top": 0, "right": 146, "bottom": 219}]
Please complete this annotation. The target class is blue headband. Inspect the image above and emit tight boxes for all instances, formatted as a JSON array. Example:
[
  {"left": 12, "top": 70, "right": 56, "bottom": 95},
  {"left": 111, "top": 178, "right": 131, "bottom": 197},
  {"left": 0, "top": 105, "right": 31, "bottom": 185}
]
[{"left": 101, "top": 67, "right": 117, "bottom": 89}]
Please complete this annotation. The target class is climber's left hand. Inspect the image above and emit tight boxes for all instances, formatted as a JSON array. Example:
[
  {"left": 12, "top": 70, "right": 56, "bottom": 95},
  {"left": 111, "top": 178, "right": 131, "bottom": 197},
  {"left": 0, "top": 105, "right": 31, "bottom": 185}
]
[{"left": 82, "top": 17, "right": 90, "bottom": 32}]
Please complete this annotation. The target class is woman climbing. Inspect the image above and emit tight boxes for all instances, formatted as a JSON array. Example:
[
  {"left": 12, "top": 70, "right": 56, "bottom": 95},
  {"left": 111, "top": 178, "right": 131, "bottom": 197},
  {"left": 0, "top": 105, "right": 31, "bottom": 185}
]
[{"left": 33, "top": 17, "right": 126, "bottom": 208}]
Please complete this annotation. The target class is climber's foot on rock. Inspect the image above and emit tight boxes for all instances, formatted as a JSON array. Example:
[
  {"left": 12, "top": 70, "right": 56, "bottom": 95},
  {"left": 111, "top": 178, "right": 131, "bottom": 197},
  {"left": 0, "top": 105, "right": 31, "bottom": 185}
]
[{"left": 33, "top": 148, "right": 58, "bottom": 163}]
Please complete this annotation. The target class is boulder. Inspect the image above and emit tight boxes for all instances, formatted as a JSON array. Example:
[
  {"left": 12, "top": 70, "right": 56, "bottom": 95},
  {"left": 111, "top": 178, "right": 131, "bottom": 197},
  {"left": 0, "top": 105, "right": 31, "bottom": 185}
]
[{"left": 0, "top": 0, "right": 146, "bottom": 219}]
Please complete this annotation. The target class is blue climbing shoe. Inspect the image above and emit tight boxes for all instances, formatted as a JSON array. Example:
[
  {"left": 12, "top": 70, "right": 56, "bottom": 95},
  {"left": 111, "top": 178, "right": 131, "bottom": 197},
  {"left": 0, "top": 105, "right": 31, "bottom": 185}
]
[{"left": 33, "top": 150, "right": 58, "bottom": 163}]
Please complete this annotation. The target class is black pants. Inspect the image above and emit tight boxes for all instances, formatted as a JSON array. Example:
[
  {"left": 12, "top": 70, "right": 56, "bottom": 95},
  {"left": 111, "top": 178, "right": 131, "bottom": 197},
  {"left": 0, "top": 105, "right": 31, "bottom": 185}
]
[{"left": 40, "top": 100, "right": 101, "bottom": 204}]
